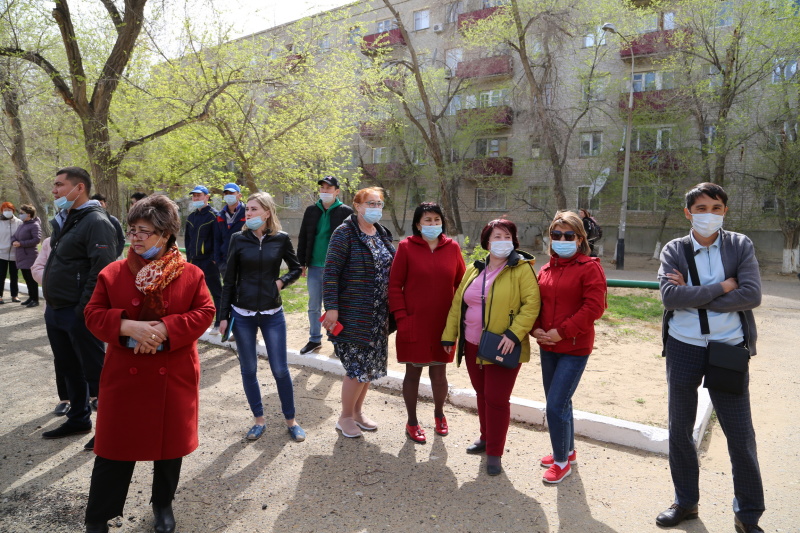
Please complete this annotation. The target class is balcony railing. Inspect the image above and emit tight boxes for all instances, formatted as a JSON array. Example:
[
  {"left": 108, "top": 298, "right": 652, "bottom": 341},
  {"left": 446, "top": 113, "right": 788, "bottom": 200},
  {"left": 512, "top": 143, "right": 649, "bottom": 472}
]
[
  {"left": 457, "top": 6, "right": 504, "bottom": 31},
  {"left": 617, "top": 150, "right": 687, "bottom": 173},
  {"left": 456, "top": 105, "right": 513, "bottom": 128},
  {"left": 618, "top": 89, "right": 684, "bottom": 112},
  {"left": 359, "top": 121, "right": 395, "bottom": 139},
  {"left": 455, "top": 55, "right": 513, "bottom": 79},
  {"left": 362, "top": 162, "right": 404, "bottom": 180},
  {"left": 362, "top": 28, "right": 406, "bottom": 52},
  {"left": 465, "top": 156, "right": 513, "bottom": 177},
  {"left": 620, "top": 29, "right": 689, "bottom": 58}
]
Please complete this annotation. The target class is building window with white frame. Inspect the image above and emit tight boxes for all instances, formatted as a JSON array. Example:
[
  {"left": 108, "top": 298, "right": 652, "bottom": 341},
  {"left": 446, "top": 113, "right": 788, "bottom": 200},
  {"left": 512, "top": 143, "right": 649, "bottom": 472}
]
[
  {"left": 483, "top": 0, "right": 510, "bottom": 8},
  {"left": 373, "top": 146, "right": 391, "bottom": 163},
  {"left": 531, "top": 138, "right": 541, "bottom": 159},
  {"left": 446, "top": 1, "right": 464, "bottom": 23},
  {"left": 476, "top": 137, "right": 508, "bottom": 158},
  {"left": 283, "top": 194, "right": 302, "bottom": 210},
  {"left": 772, "top": 59, "right": 798, "bottom": 83},
  {"left": 762, "top": 194, "right": 778, "bottom": 213},
  {"left": 319, "top": 35, "right": 331, "bottom": 51},
  {"left": 583, "top": 26, "right": 607, "bottom": 47},
  {"left": 445, "top": 48, "right": 462, "bottom": 72},
  {"left": 445, "top": 95, "right": 462, "bottom": 116},
  {"left": 704, "top": 125, "right": 717, "bottom": 153},
  {"left": 631, "top": 127, "right": 671, "bottom": 151},
  {"left": 580, "top": 132, "right": 602, "bottom": 157},
  {"left": 584, "top": 75, "right": 608, "bottom": 102},
  {"left": 476, "top": 188, "right": 507, "bottom": 210},
  {"left": 626, "top": 186, "right": 658, "bottom": 212},
  {"left": 577, "top": 186, "right": 600, "bottom": 211},
  {"left": 414, "top": 10, "right": 430, "bottom": 31},
  {"left": 662, "top": 12, "right": 676, "bottom": 30},
  {"left": 478, "top": 88, "right": 508, "bottom": 108},
  {"left": 717, "top": 1, "right": 733, "bottom": 26},
  {"left": 637, "top": 13, "right": 659, "bottom": 33},
  {"left": 376, "top": 19, "right": 398, "bottom": 33}
]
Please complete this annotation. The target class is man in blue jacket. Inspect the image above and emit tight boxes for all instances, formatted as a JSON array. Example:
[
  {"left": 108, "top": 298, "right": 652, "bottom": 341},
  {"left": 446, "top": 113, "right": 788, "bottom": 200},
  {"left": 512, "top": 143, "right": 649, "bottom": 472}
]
[
  {"left": 656, "top": 183, "right": 764, "bottom": 533},
  {"left": 185, "top": 185, "right": 221, "bottom": 331},
  {"left": 215, "top": 182, "right": 245, "bottom": 278}
]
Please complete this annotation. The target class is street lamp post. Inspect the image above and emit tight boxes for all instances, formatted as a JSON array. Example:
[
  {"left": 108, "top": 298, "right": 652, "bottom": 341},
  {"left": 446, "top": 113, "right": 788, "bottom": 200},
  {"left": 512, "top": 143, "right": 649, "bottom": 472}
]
[{"left": 602, "top": 22, "right": 634, "bottom": 270}]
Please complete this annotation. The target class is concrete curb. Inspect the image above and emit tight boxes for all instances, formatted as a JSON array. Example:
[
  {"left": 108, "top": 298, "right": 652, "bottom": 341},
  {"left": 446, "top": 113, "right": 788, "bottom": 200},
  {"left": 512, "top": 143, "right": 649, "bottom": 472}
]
[{"left": 197, "top": 328, "right": 713, "bottom": 455}]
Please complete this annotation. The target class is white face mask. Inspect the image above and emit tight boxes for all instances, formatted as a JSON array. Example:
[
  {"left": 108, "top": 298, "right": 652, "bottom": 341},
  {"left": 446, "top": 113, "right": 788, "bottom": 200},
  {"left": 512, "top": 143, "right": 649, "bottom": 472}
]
[
  {"left": 490, "top": 240, "right": 514, "bottom": 259},
  {"left": 2, "top": 210, "right": 13, "bottom": 218},
  {"left": 691, "top": 213, "right": 724, "bottom": 238},
  {"left": 224, "top": 194, "right": 238, "bottom": 206},
  {"left": 18, "top": 213, "right": 29, "bottom": 221},
  {"left": 319, "top": 193, "right": 334, "bottom": 203}
]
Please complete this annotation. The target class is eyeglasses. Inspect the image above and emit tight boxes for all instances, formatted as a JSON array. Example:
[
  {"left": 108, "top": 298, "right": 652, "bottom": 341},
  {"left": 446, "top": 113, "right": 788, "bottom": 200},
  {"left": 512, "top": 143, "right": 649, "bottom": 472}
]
[
  {"left": 364, "top": 201, "right": 385, "bottom": 208},
  {"left": 550, "top": 231, "right": 577, "bottom": 241},
  {"left": 126, "top": 229, "right": 158, "bottom": 240}
]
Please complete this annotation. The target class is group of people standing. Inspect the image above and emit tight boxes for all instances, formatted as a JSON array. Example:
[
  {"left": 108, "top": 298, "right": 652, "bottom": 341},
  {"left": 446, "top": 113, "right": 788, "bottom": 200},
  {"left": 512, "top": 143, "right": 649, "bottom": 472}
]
[
  {"left": 16, "top": 169, "right": 765, "bottom": 533},
  {"left": 0, "top": 201, "right": 42, "bottom": 308}
]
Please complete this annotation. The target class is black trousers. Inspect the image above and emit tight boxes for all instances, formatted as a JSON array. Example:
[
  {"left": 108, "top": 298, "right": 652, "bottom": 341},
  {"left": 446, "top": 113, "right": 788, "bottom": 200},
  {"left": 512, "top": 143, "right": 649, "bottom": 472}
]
[
  {"left": 192, "top": 258, "right": 222, "bottom": 326},
  {"left": 85, "top": 456, "right": 183, "bottom": 523},
  {"left": 44, "top": 305, "right": 105, "bottom": 426},
  {"left": 0, "top": 258, "right": 18, "bottom": 298},
  {"left": 20, "top": 268, "right": 38, "bottom": 302}
]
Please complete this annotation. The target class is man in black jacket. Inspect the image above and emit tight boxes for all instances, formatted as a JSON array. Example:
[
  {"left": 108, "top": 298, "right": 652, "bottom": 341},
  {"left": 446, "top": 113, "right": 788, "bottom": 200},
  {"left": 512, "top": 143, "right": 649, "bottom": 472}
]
[
  {"left": 41, "top": 167, "right": 117, "bottom": 448},
  {"left": 296, "top": 176, "right": 353, "bottom": 354},
  {"left": 185, "top": 184, "right": 222, "bottom": 332},
  {"left": 91, "top": 193, "right": 126, "bottom": 257}
]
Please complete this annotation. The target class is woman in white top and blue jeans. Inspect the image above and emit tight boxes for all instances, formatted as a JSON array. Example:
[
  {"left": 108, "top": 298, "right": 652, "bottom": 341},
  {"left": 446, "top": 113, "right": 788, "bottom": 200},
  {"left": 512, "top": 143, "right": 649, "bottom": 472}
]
[{"left": 218, "top": 192, "right": 305, "bottom": 442}]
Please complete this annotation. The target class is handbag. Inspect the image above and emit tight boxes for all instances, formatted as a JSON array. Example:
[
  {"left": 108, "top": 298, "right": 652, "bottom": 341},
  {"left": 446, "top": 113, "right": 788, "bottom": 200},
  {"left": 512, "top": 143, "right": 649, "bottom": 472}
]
[
  {"left": 682, "top": 239, "right": 749, "bottom": 395},
  {"left": 476, "top": 267, "right": 521, "bottom": 368}
]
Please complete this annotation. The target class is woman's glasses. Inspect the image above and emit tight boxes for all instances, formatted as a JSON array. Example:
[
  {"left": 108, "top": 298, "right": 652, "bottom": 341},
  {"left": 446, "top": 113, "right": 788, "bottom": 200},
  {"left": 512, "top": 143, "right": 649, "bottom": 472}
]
[
  {"left": 126, "top": 229, "right": 157, "bottom": 240},
  {"left": 364, "top": 201, "right": 385, "bottom": 208},
  {"left": 550, "top": 231, "right": 577, "bottom": 241}
]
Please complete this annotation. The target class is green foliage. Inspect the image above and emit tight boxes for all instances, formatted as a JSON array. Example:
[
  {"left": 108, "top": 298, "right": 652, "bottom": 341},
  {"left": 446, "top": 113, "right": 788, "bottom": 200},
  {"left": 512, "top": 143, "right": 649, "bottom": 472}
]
[
  {"left": 279, "top": 271, "right": 310, "bottom": 314},
  {"left": 460, "top": 236, "right": 488, "bottom": 265},
  {"left": 603, "top": 293, "right": 663, "bottom": 323}
]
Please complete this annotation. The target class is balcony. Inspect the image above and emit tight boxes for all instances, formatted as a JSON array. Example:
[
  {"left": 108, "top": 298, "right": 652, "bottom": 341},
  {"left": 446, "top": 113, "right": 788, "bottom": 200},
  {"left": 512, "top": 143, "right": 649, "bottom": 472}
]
[
  {"left": 456, "top": 105, "right": 513, "bottom": 129},
  {"left": 465, "top": 156, "right": 513, "bottom": 177},
  {"left": 457, "top": 6, "right": 505, "bottom": 31},
  {"left": 617, "top": 150, "right": 687, "bottom": 173},
  {"left": 620, "top": 29, "right": 689, "bottom": 58},
  {"left": 618, "top": 89, "right": 684, "bottom": 112},
  {"left": 361, "top": 28, "right": 406, "bottom": 53},
  {"left": 359, "top": 121, "right": 392, "bottom": 139},
  {"left": 362, "top": 162, "right": 404, "bottom": 180},
  {"left": 455, "top": 55, "right": 513, "bottom": 80}
]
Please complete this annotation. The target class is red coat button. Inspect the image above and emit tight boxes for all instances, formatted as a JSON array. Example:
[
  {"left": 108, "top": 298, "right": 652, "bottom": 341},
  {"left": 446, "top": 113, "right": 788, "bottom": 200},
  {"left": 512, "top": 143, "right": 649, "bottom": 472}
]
[
  {"left": 132, "top": 298, "right": 141, "bottom": 306},
  {"left": 159, "top": 367, "right": 167, "bottom": 375},
  {"left": 130, "top": 368, "right": 138, "bottom": 375}
]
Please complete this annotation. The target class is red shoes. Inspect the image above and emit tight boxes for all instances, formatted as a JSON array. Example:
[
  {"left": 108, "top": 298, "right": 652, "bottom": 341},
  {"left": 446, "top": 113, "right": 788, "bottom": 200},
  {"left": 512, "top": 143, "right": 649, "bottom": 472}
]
[
  {"left": 542, "top": 463, "right": 572, "bottom": 484},
  {"left": 406, "top": 424, "right": 426, "bottom": 444},
  {"left": 540, "top": 450, "right": 577, "bottom": 467},
  {"left": 434, "top": 416, "right": 448, "bottom": 436}
]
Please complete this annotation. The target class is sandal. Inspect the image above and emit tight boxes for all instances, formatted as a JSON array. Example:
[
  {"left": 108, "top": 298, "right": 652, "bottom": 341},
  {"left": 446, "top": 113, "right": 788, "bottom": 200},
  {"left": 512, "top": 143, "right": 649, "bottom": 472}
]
[{"left": 245, "top": 424, "right": 266, "bottom": 441}]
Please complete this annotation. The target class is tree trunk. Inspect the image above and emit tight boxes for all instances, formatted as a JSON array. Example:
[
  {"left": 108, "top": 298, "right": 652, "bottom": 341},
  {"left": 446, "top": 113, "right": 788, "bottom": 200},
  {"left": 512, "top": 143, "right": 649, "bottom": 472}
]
[
  {"left": 82, "top": 117, "right": 123, "bottom": 217},
  {"left": 781, "top": 225, "right": 800, "bottom": 273},
  {"left": 0, "top": 67, "right": 51, "bottom": 236}
]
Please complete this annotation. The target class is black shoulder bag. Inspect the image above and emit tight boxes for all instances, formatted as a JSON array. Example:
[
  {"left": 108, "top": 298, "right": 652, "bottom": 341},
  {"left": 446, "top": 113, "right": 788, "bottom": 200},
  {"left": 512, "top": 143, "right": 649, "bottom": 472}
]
[
  {"left": 682, "top": 239, "right": 750, "bottom": 395},
  {"left": 477, "top": 266, "right": 521, "bottom": 368}
]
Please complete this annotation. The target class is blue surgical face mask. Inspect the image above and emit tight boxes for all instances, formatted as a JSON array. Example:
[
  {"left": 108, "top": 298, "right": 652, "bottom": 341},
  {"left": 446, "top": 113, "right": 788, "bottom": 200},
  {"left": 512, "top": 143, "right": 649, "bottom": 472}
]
[
  {"left": 224, "top": 194, "right": 238, "bottom": 206},
  {"left": 552, "top": 240, "right": 577, "bottom": 258},
  {"left": 138, "top": 235, "right": 164, "bottom": 260},
  {"left": 245, "top": 216, "right": 264, "bottom": 230},
  {"left": 191, "top": 200, "right": 205, "bottom": 210},
  {"left": 54, "top": 183, "right": 80, "bottom": 211},
  {"left": 363, "top": 207, "right": 382, "bottom": 224},
  {"left": 420, "top": 225, "right": 442, "bottom": 240}
]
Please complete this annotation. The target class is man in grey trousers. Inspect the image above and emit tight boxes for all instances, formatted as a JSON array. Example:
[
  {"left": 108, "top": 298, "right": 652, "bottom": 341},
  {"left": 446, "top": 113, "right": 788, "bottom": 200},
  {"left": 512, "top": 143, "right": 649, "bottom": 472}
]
[{"left": 656, "top": 182, "right": 764, "bottom": 533}]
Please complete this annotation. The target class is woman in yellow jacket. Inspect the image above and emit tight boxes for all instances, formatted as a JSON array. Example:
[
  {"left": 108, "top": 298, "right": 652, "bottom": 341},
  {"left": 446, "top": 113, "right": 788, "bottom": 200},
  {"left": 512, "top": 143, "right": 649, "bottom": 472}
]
[{"left": 442, "top": 219, "right": 540, "bottom": 476}]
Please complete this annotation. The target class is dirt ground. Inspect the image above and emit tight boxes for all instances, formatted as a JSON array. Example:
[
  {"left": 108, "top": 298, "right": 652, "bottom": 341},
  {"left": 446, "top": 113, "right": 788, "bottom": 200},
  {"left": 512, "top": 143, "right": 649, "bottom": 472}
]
[{"left": 1, "top": 258, "right": 798, "bottom": 532}]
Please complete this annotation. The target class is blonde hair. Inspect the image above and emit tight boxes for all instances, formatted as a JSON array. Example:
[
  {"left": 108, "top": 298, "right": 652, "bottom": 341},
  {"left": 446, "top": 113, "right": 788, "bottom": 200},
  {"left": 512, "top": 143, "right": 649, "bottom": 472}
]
[
  {"left": 244, "top": 192, "right": 282, "bottom": 235},
  {"left": 548, "top": 210, "right": 591, "bottom": 256},
  {"left": 352, "top": 187, "right": 384, "bottom": 207}
]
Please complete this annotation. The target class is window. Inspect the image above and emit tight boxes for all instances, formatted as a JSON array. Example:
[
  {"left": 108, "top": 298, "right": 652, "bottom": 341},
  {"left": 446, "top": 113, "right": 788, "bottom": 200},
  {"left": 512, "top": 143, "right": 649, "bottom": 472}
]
[
  {"left": 414, "top": 10, "right": 430, "bottom": 31},
  {"left": 476, "top": 188, "right": 507, "bottom": 210},
  {"left": 410, "top": 146, "right": 427, "bottom": 165},
  {"left": 483, "top": 0, "right": 510, "bottom": 7},
  {"left": 531, "top": 138, "right": 541, "bottom": 159},
  {"left": 580, "top": 132, "right": 602, "bottom": 157},
  {"left": 478, "top": 88, "right": 508, "bottom": 108},
  {"left": 704, "top": 125, "right": 717, "bottom": 153},
  {"left": 577, "top": 186, "right": 600, "bottom": 211},
  {"left": 717, "top": 1, "right": 734, "bottom": 26},
  {"left": 663, "top": 12, "right": 676, "bottom": 30},
  {"left": 627, "top": 186, "right": 658, "bottom": 212},
  {"left": 373, "top": 147, "right": 391, "bottom": 163},
  {"left": 319, "top": 35, "right": 331, "bottom": 51},
  {"left": 376, "top": 19, "right": 398, "bottom": 33},
  {"left": 445, "top": 48, "right": 462, "bottom": 72},
  {"left": 534, "top": 83, "right": 553, "bottom": 107},
  {"left": 283, "top": 194, "right": 301, "bottom": 210},
  {"left": 762, "top": 195, "right": 778, "bottom": 212},
  {"left": 446, "top": 95, "right": 462, "bottom": 115},
  {"left": 583, "top": 26, "right": 607, "bottom": 48},
  {"left": 348, "top": 27, "right": 364, "bottom": 45},
  {"left": 476, "top": 137, "right": 508, "bottom": 157},
  {"left": 446, "top": 1, "right": 464, "bottom": 23},
  {"left": 632, "top": 127, "right": 672, "bottom": 151},
  {"left": 772, "top": 59, "right": 798, "bottom": 83},
  {"left": 708, "top": 65, "right": 723, "bottom": 88},
  {"left": 268, "top": 48, "right": 280, "bottom": 60},
  {"left": 637, "top": 13, "right": 659, "bottom": 33},
  {"left": 632, "top": 72, "right": 657, "bottom": 93},
  {"left": 528, "top": 186, "right": 550, "bottom": 210},
  {"left": 584, "top": 76, "right": 607, "bottom": 101}
]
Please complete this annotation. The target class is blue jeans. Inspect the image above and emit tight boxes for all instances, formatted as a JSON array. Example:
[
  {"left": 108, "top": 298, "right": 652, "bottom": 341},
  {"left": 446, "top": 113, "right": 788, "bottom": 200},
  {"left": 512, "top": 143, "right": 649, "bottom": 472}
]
[
  {"left": 306, "top": 266, "right": 323, "bottom": 343},
  {"left": 540, "top": 349, "right": 589, "bottom": 463},
  {"left": 231, "top": 309, "right": 295, "bottom": 420}
]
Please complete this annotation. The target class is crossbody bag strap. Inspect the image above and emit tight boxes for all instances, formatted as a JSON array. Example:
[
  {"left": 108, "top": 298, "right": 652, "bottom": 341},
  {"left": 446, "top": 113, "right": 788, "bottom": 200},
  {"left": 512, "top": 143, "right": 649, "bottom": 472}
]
[
  {"left": 480, "top": 267, "right": 488, "bottom": 332},
  {"left": 682, "top": 237, "right": 710, "bottom": 336}
]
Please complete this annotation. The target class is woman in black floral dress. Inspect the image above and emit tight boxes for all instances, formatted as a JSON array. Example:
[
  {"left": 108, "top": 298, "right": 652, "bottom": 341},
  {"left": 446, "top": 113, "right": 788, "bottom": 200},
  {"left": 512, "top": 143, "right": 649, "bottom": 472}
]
[{"left": 322, "top": 187, "right": 395, "bottom": 438}]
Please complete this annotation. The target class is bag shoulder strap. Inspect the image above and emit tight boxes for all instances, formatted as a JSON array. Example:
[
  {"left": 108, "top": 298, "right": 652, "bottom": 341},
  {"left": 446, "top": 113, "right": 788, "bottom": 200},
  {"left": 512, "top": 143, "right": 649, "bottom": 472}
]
[{"left": 682, "top": 236, "right": 710, "bottom": 336}]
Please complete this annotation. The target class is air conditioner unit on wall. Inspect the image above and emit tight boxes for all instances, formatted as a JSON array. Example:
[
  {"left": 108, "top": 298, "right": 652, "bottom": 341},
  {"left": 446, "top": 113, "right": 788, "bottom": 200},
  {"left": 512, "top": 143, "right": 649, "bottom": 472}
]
[{"left": 433, "top": 23, "right": 444, "bottom": 33}]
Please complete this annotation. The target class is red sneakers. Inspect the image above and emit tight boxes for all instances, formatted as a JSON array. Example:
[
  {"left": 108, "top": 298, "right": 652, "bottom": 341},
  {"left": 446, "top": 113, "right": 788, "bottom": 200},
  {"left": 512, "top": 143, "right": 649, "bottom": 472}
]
[
  {"left": 434, "top": 416, "right": 448, "bottom": 436},
  {"left": 406, "top": 424, "right": 426, "bottom": 444},
  {"left": 540, "top": 450, "right": 577, "bottom": 467},
  {"left": 542, "top": 463, "right": 572, "bottom": 484}
]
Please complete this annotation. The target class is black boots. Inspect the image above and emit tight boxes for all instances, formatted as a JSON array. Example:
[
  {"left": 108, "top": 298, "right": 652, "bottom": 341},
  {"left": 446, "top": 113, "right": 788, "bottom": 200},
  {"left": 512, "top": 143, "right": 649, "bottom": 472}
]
[
  {"left": 153, "top": 502, "right": 176, "bottom": 533},
  {"left": 85, "top": 522, "right": 109, "bottom": 533}
]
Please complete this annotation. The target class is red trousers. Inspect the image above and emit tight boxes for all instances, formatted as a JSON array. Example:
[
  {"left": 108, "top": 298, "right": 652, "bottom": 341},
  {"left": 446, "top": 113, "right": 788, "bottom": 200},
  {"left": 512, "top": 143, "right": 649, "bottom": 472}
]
[{"left": 464, "top": 341, "right": 521, "bottom": 457}]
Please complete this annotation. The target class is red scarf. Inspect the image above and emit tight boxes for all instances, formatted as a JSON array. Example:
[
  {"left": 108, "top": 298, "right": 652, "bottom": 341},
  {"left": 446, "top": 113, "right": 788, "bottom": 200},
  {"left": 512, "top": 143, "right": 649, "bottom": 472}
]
[{"left": 126, "top": 245, "right": 185, "bottom": 321}]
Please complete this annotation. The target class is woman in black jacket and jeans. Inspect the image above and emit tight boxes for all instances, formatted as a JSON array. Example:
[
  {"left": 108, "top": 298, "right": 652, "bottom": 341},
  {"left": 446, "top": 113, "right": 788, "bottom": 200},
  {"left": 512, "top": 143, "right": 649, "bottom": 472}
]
[{"left": 218, "top": 192, "right": 305, "bottom": 443}]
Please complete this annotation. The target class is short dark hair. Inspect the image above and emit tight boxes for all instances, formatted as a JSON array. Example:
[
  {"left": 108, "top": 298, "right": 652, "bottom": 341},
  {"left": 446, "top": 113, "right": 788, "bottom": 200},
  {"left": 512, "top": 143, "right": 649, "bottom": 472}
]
[
  {"left": 56, "top": 166, "right": 92, "bottom": 195},
  {"left": 131, "top": 192, "right": 147, "bottom": 202},
  {"left": 20, "top": 204, "right": 36, "bottom": 218},
  {"left": 686, "top": 182, "right": 728, "bottom": 210},
  {"left": 480, "top": 219, "right": 519, "bottom": 250},
  {"left": 91, "top": 193, "right": 106, "bottom": 202},
  {"left": 127, "top": 194, "right": 181, "bottom": 249},
  {"left": 411, "top": 202, "right": 447, "bottom": 237}
]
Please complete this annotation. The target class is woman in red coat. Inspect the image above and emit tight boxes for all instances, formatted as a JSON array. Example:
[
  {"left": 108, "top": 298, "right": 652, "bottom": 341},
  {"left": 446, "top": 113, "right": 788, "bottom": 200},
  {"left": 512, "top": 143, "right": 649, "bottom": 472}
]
[
  {"left": 532, "top": 210, "right": 606, "bottom": 484},
  {"left": 389, "top": 203, "right": 465, "bottom": 443},
  {"left": 83, "top": 195, "right": 215, "bottom": 533}
]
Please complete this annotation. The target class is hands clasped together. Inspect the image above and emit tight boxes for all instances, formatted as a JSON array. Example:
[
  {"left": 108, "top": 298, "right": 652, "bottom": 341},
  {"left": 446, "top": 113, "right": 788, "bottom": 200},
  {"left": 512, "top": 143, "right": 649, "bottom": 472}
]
[{"left": 121, "top": 319, "right": 168, "bottom": 354}]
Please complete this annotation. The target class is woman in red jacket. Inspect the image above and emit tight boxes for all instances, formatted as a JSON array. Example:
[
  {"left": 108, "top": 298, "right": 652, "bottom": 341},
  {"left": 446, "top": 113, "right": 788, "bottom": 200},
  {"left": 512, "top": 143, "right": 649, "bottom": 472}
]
[
  {"left": 389, "top": 203, "right": 465, "bottom": 443},
  {"left": 83, "top": 195, "right": 215, "bottom": 533},
  {"left": 532, "top": 211, "right": 606, "bottom": 484}
]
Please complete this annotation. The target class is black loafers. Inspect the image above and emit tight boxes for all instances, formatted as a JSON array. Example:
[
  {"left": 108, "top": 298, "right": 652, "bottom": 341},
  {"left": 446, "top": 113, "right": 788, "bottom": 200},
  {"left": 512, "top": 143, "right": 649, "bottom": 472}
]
[
  {"left": 466, "top": 441, "right": 486, "bottom": 454},
  {"left": 656, "top": 503, "right": 699, "bottom": 527},
  {"left": 53, "top": 402, "right": 70, "bottom": 416},
  {"left": 299, "top": 341, "right": 322, "bottom": 354},
  {"left": 153, "top": 502, "right": 176, "bottom": 533},
  {"left": 735, "top": 516, "right": 764, "bottom": 533},
  {"left": 42, "top": 422, "right": 92, "bottom": 439},
  {"left": 84, "top": 436, "right": 95, "bottom": 451}
]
